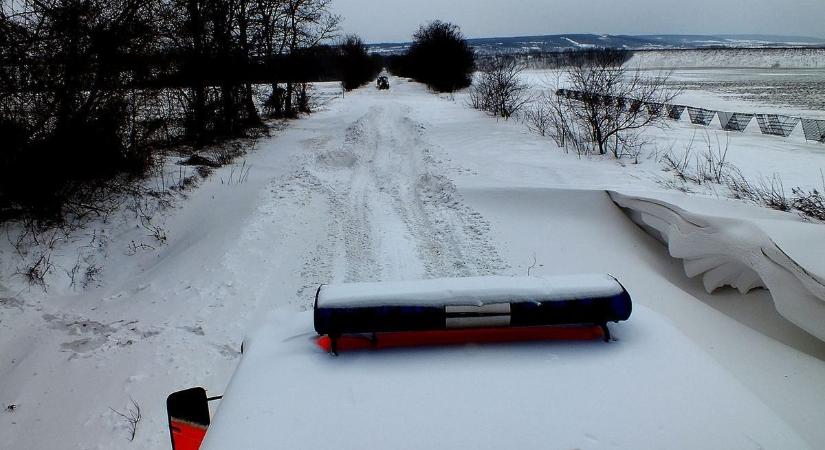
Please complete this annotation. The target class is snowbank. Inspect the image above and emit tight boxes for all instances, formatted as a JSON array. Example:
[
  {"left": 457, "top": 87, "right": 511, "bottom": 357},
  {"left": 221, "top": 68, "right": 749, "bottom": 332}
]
[
  {"left": 626, "top": 48, "right": 825, "bottom": 69},
  {"left": 610, "top": 191, "right": 825, "bottom": 341}
]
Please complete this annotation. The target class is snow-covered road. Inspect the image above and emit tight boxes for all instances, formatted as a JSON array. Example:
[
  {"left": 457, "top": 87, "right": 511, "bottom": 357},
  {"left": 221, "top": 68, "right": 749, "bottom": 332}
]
[
  {"left": 283, "top": 101, "right": 506, "bottom": 286},
  {"left": 2, "top": 77, "right": 825, "bottom": 449},
  {"left": 0, "top": 80, "right": 513, "bottom": 450}
]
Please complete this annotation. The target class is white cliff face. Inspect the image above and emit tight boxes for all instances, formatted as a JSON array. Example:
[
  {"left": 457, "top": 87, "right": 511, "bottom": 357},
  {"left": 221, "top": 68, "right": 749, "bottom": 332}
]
[{"left": 610, "top": 191, "right": 825, "bottom": 341}]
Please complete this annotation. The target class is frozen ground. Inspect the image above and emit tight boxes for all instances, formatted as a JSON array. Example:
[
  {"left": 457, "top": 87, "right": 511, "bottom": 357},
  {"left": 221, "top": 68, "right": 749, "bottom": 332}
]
[{"left": 2, "top": 75, "right": 825, "bottom": 449}]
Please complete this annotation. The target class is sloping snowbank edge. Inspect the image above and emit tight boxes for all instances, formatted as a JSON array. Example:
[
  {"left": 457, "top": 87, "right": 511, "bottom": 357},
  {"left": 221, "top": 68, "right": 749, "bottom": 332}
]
[{"left": 609, "top": 191, "right": 825, "bottom": 341}]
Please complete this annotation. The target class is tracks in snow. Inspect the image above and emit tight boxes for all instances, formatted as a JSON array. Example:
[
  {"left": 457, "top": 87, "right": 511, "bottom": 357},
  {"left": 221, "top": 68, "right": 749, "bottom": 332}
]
[{"left": 268, "top": 102, "right": 507, "bottom": 306}]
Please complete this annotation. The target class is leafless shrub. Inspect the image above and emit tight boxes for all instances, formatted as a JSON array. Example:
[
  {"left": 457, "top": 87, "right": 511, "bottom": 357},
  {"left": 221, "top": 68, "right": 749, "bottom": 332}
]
[
  {"left": 755, "top": 174, "right": 791, "bottom": 211},
  {"left": 729, "top": 171, "right": 825, "bottom": 220},
  {"left": 145, "top": 222, "right": 167, "bottom": 245},
  {"left": 524, "top": 98, "right": 553, "bottom": 137},
  {"left": 618, "top": 134, "right": 653, "bottom": 164},
  {"left": 791, "top": 170, "right": 825, "bottom": 221},
  {"left": 659, "top": 136, "right": 821, "bottom": 220},
  {"left": 469, "top": 57, "right": 532, "bottom": 119},
  {"left": 13, "top": 228, "right": 64, "bottom": 288},
  {"left": 126, "top": 240, "right": 156, "bottom": 256},
  {"left": 124, "top": 196, "right": 165, "bottom": 249},
  {"left": 660, "top": 130, "right": 732, "bottom": 185},
  {"left": 21, "top": 252, "right": 53, "bottom": 288},
  {"left": 657, "top": 177, "right": 694, "bottom": 193},
  {"left": 221, "top": 160, "right": 253, "bottom": 185},
  {"left": 662, "top": 152, "right": 691, "bottom": 181},
  {"left": 66, "top": 257, "right": 82, "bottom": 289},
  {"left": 660, "top": 135, "right": 694, "bottom": 182},
  {"left": 792, "top": 187, "right": 825, "bottom": 221},
  {"left": 792, "top": 188, "right": 825, "bottom": 221},
  {"left": 695, "top": 131, "right": 731, "bottom": 184},
  {"left": 544, "top": 53, "right": 680, "bottom": 158},
  {"left": 531, "top": 77, "right": 590, "bottom": 156},
  {"left": 110, "top": 398, "right": 142, "bottom": 442},
  {"left": 82, "top": 264, "right": 102, "bottom": 289},
  {"left": 724, "top": 167, "right": 760, "bottom": 202},
  {"left": 722, "top": 170, "right": 790, "bottom": 212}
]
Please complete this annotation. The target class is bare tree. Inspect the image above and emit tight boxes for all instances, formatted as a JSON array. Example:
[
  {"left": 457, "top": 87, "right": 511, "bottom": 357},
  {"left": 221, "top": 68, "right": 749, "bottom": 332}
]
[
  {"left": 545, "top": 53, "right": 680, "bottom": 158},
  {"left": 469, "top": 56, "right": 532, "bottom": 119},
  {"left": 282, "top": 0, "right": 339, "bottom": 115},
  {"left": 1, "top": 0, "right": 350, "bottom": 228}
]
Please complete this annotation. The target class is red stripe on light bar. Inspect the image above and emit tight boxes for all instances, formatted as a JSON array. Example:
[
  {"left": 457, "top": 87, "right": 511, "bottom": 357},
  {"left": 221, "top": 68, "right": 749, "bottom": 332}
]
[
  {"left": 316, "top": 326, "right": 605, "bottom": 353},
  {"left": 170, "top": 418, "right": 208, "bottom": 450}
]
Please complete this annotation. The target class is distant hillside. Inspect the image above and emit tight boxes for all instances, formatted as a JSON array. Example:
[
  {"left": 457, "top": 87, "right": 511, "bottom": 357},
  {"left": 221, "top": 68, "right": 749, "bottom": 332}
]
[{"left": 369, "top": 33, "right": 825, "bottom": 55}]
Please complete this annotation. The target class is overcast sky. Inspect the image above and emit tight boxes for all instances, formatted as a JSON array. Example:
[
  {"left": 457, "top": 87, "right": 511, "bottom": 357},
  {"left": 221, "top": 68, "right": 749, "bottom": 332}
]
[{"left": 332, "top": 0, "right": 825, "bottom": 43}]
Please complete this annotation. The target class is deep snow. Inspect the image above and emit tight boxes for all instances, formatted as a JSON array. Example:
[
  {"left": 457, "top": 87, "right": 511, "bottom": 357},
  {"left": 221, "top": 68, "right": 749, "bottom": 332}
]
[{"left": 1, "top": 75, "right": 825, "bottom": 449}]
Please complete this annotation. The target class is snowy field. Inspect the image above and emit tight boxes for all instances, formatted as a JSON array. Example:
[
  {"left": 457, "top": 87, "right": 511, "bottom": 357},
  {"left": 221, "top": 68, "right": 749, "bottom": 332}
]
[
  {"left": 2, "top": 69, "right": 825, "bottom": 449},
  {"left": 668, "top": 68, "right": 825, "bottom": 113},
  {"left": 520, "top": 67, "right": 825, "bottom": 192},
  {"left": 627, "top": 48, "right": 825, "bottom": 70}
]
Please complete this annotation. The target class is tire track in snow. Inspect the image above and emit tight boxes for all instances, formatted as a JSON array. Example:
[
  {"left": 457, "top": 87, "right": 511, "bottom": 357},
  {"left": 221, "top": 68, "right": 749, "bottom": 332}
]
[
  {"left": 258, "top": 99, "right": 507, "bottom": 308},
  {"left": 296, "top": 101, "right": 507, "bottom": 287},
  {"left": 362, "top": 105, "right": 507, "bottom": 278}
]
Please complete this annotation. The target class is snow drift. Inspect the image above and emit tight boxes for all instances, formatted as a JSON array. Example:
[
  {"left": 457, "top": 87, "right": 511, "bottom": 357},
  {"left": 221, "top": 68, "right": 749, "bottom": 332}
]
[{"left": 610, "top": 191, "right": 825, "bottom": 341}]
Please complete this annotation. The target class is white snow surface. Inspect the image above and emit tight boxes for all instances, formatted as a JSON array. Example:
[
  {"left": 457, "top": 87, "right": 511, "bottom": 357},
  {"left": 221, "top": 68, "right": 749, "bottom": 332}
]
[
  {"left": 1, "top": 76, "right": 825, "bottom": 449},
  {"left": 202, "top": 309, "right": 805, "bottom": 450},
  {"left": 317, "top": 274, "right": 623, "bottom": 307},
  {"left": 627, "top": 48, "right": 825, "bottom": 69}
]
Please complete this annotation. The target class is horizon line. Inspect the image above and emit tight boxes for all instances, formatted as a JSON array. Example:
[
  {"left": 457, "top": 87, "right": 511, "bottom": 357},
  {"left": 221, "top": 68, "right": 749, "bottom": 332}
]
[{"left": 366, "top": 32, "right": 825, "bottom": 46}]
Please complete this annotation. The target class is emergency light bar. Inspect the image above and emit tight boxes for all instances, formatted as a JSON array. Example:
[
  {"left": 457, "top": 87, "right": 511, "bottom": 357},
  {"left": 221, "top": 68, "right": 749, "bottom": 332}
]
[{"left": 314, "top": 274, "right": 632, "bottom": 353}]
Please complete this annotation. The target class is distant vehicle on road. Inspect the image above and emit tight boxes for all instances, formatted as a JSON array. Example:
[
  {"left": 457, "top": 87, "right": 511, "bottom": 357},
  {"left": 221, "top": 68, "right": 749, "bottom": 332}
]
[{"left": 377, "top": 76, "right": 390, "bottom": 90}]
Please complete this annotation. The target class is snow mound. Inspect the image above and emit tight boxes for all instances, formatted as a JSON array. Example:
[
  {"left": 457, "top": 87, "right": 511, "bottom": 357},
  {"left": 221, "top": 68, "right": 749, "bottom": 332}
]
[{"left": 610, "top": 191, "right": 825, "bottom": 341}]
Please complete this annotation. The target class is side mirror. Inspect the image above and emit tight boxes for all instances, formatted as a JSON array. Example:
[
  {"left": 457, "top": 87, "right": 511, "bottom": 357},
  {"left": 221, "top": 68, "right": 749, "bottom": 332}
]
[{"left": 167, "top": 387, "right": 211, "bottom": 450}]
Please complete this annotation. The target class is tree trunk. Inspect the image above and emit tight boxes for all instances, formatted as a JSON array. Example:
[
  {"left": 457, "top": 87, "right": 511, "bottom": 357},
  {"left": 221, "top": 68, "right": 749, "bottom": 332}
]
[
  {"left": 188, "top": 0, "right": 206, "bottom": 146},
  {"left": 244, "top": 82, "right": 259, "bottom": 124},
  {"left": 238, "top": 1, "right": 259, "bottom": 125},
  {"left": 285, "top": 81, "right": 293, "bottom": 116}
]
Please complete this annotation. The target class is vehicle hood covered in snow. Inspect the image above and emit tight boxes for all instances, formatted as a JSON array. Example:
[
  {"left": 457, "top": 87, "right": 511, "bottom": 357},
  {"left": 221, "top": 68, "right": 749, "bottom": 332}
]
[{"left": 201, "top": 309, "right": 807, "bottom": 450}]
